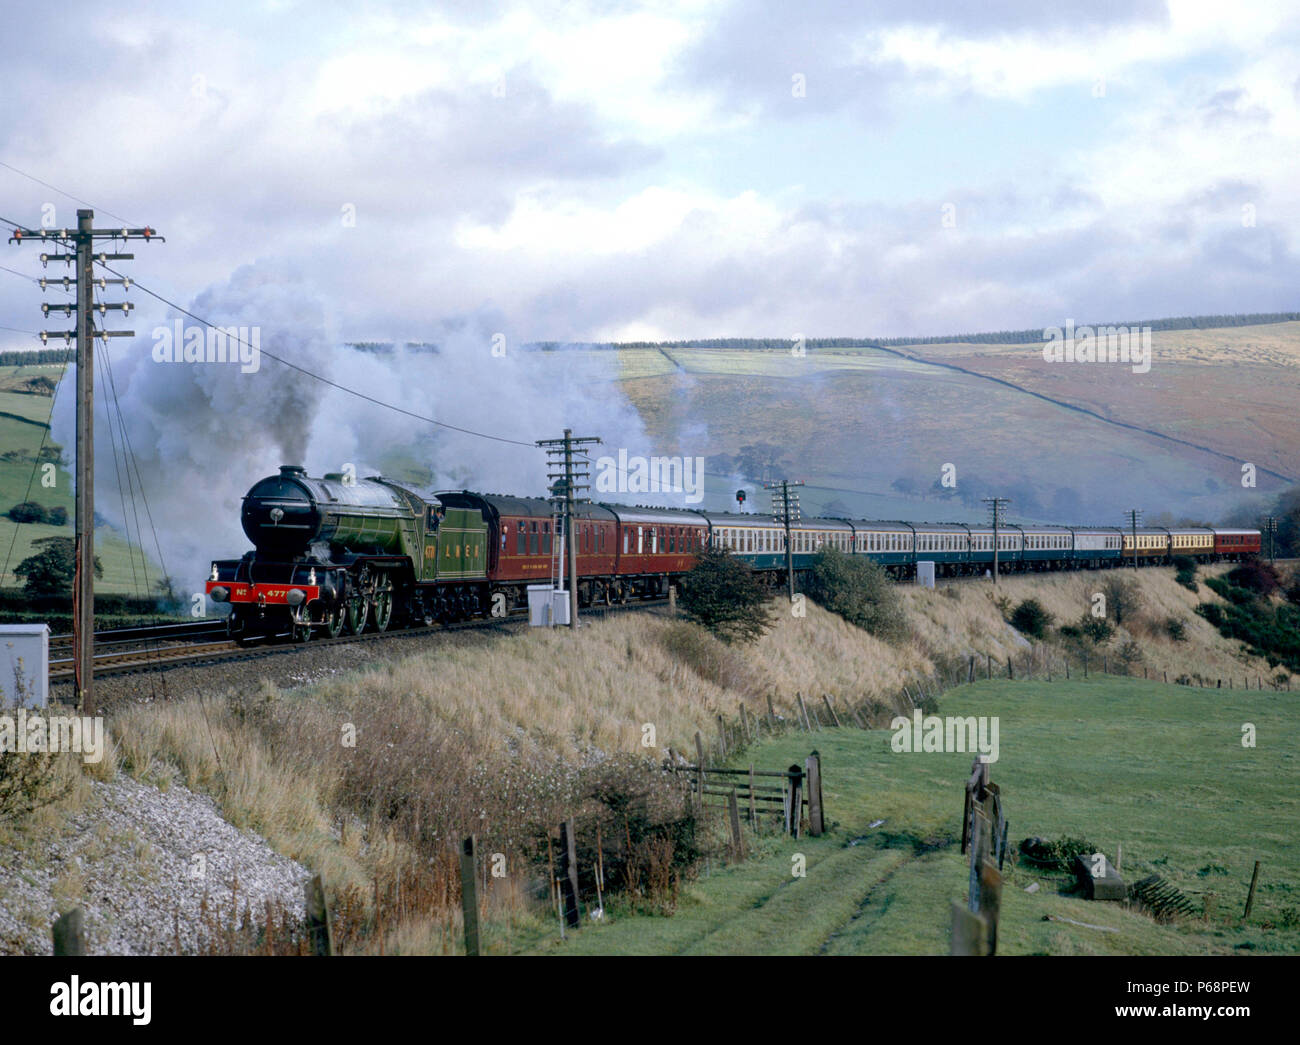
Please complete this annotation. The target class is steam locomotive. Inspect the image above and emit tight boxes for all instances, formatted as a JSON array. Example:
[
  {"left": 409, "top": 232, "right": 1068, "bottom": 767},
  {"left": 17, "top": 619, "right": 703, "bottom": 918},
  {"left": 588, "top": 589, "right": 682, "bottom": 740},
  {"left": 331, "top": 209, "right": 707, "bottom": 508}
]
[{"left": 206, "top": 464, "right": 1262, "bottom": 642}]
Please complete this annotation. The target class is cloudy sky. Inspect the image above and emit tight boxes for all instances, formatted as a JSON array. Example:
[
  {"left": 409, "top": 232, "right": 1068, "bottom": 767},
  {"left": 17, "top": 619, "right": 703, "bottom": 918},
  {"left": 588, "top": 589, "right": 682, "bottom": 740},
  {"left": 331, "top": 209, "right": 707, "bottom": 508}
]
[{"left": 1, "top": 0, "right": 1297, "bottom": 351}]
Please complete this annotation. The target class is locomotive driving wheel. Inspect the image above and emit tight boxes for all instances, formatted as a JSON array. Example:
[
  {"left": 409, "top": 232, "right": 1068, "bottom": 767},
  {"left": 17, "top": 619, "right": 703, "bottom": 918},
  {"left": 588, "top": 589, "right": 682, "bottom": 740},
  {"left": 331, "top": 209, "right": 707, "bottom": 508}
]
[
  {"left": 323, "top": 602, "right": 346, "bottom": 639},
  {"left": 345, "top": 567, "right": 372, "bottom": 635},
  {"left": 372, "top": 573, "right": 394, "bottom": 632}
]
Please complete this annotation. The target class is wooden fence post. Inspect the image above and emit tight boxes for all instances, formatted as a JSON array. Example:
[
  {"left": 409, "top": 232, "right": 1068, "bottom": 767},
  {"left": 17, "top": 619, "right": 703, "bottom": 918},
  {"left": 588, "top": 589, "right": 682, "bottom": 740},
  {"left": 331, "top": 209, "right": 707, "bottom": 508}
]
[
  {"left": 558, "top": 819, "right": 581, "bottom": 929},
  {"left": 728, "top": 788, "right": 743, "bottom": 861},
  {"left": 822, "top": 694, "right": 842, "bottom": 728},
  {"left": 459, "top": 836, "right": 481, "bottom": 955},
  {"left": 748, "top": 764, "right": 757, "bottom": 825},
  {"left": 694, "top": 731, "right": 705, "bottom": 814},
  {"left": 52, "top": 907, "right": 86, "bottom": 956},
  {"left": 796, "top": 692, "right": 813, "bottom": 732},
  {"left": 766, "top": 693, "right": 777, "bottom": 730},
  {"left": 786, "top": 764, "right": 803, "bottom": 838},
  {"left": 805, "top": 751, "right": 825, "bottom": 837},
  {"left": 1243, "top": 860, "right": 1262, "bottom": 919},
  {"left": 305, "top": 873, "right": 333, "bottom": 956},
  {"left": 1007, "top": 657, "right": 1013, "bottom": 680},
  {"left": 987, "top": 653, "right": 992, "bottom": 679},
  {"left": 968, "top": 655, "right": 975, "bottom": 683},
  {"left": 717, "top": 714, "right": 728, "bottom": 758},
  {"left": 950, "top": 902, "right": 991, "bottom": 956},
  {"left": 978, "top": 859, "right": 1003, "bottom": 954},
  {"left": 739, "top": 703, "right": 751, "bottom": 744}
]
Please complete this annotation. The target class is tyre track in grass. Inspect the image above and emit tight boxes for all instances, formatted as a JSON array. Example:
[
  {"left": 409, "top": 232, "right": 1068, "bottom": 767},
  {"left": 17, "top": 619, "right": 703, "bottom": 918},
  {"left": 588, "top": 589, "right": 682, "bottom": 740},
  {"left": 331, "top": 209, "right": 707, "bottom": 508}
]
[{"left": 677, "top": 838, "right": 911, "bottom": 956}]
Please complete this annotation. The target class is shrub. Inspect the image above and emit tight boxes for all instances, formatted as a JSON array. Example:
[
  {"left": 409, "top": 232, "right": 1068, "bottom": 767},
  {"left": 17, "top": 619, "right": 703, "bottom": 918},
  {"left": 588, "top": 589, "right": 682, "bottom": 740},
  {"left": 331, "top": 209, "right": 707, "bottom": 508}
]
[
  {"left": 1117, "top": 639, "right": 1144, "bottom": 666},
  {"left": 13, "top": 536, "right": 103, "bottom": 596},
  {"left": 1102, "top": 576, "right": 1142, "bottom": 624},
  {"left": 678, "top": 547, "right": 774, "bottom": 645},
  {"left": 1197, "top": 593, "right": 1300, "bottom": 673},
  {"left": 0, "top": 666, "right": 74, "bottom": 822},
  {"left": 1205, "top": 576, "right": 1255, "bottom": 606},
  {"left": 1010, "top": 598, "right": 1053, "bottom": 638},
  {"left": 1078, "top": 613, "right": 1114, "bottom": 644},
  {"left": 1173, "top": 556, "right": 1198, "bottom": 591},
  {"left": 0, "top": 750, "right": 73, "bottom": 824},
  {"left": 1018, "top": 835, "right": 1100, "bottom": 871},
  {"left": 806, "top": 547, "right": 908, "bottom": 643},
  {"left": 7, "top": 501, "right": 48, "bottom": 524},
  {"left": 1227, "top": 560, "right": 1280, "bottom": 597},
  {"left": 5, "top": 501, "right": 68, "bottom": 526},
  {"left": 1165, "top": 617, "right": 1188, "bottom": 642}
]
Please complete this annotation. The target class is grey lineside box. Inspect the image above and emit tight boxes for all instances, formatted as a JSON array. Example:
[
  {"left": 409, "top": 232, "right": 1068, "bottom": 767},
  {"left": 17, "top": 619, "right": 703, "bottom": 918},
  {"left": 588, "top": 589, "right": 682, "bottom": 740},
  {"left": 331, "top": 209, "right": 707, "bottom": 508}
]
[{"left": 0, "top": 623, "right": 50, "bottom": 709}]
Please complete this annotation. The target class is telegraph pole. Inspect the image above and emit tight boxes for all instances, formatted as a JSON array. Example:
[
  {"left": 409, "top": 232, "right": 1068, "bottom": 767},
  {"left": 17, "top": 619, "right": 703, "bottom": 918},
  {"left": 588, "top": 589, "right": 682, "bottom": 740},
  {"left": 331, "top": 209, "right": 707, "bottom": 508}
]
[
  {"left": 1263, "top": 516, "right": 1278, "bottom": 564},
  {"left": 537, "top": 429, "right": 600, "bottom": 630},
  {"left": 982, "top": 497, "right": 1009, "bottom": 583},
  {"left": 765, "top": 479, "right": 803, "bottom": 599},
  {"left": 1125, "top": 508, "right": 1142, "bottom": 570},
  {"left": 8, "top": 211, "right": 161, "bottom": 714}
]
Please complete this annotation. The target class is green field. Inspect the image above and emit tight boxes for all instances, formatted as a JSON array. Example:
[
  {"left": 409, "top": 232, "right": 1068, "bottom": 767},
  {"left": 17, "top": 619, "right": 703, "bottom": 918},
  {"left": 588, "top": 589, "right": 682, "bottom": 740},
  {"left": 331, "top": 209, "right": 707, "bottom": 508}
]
[
  {"left": 0, "top": 364, "right": 162, "bottom": 593},
  {"left": 533, "top": 678, "right": 1300, "bottom": 955}
]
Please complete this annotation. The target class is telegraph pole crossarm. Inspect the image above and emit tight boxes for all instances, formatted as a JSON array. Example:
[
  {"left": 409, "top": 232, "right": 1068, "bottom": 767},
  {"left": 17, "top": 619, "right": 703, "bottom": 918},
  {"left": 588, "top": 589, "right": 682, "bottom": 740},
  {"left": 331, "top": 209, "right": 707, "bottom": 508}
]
[{"left": 9, "top": 210, "right": 163, "bottom": 715}]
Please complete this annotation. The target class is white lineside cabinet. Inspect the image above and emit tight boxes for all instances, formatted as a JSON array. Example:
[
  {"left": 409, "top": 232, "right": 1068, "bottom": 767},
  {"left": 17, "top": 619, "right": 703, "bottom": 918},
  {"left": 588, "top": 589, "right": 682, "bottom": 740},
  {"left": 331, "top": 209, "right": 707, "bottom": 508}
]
[
  {"left": 0, "top": 623, "right": 50, "bottom": 709},
  {"left": 916, "top": 561, "right": 936, "bottom": 589},
  {"left": 526, "top": 584, "right": 571, "bottom": 627}
]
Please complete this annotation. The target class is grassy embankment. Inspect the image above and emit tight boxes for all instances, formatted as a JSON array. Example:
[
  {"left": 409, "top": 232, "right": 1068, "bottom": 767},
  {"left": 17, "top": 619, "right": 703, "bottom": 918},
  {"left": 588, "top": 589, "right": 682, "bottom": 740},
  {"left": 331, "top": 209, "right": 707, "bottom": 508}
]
[{"left": 6, "top": 560, "right": 1286, "bottom": 953}]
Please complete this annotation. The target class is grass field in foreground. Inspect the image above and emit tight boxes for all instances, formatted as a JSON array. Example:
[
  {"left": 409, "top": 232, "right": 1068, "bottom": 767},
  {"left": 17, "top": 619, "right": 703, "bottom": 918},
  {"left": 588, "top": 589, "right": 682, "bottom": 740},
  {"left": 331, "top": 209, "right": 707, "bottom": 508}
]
[{"left": 532, "top": 677, "right": 1300, "bottom": 955}]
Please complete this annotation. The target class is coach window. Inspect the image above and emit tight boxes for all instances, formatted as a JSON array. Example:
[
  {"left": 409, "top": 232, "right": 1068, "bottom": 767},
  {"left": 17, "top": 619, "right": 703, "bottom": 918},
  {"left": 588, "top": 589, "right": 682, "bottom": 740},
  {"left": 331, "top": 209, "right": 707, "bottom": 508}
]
[
  {"left": 543, "top": 522, "right": 551, "bottom": 555},
  {"left": 517, "top": 524, "right": 525, "bottom": 555},
  {"left": 529, "top": 521, "right": 538, "bottom": 554}
]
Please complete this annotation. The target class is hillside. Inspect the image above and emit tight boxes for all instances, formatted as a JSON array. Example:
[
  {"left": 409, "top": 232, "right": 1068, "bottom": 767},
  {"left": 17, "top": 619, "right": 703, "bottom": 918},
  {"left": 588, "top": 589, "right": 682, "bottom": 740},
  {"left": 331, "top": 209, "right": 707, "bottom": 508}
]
[
  {"left": 7, "top": 561, "right": 1294, "bottom": 954},
  {"left": 611, "top": 320, "right": 1300, "bottom": 524},
  {"left": 0, "top": 361, "right": 161, "bottom": 593}
]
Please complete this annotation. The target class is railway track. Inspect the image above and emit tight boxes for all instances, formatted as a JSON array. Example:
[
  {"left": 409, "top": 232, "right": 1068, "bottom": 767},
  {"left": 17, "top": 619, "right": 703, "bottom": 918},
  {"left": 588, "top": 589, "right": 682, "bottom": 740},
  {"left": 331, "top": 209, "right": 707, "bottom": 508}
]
[{"left": 47, "top": 598, "right": 670, "bottom": 683}]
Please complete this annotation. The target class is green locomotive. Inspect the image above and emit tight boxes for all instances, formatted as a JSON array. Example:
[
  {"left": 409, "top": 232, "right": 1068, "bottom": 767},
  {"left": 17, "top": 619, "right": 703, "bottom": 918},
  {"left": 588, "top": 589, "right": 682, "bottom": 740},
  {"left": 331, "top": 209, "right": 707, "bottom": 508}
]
[{"left": 207, "top": 465, "right": 489, "bottom": 642}]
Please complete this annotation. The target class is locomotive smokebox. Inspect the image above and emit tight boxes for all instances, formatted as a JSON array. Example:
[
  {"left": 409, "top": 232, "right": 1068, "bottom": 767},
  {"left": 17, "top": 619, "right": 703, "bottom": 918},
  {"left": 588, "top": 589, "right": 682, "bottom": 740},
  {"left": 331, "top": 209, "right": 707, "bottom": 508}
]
[{"left": 241, "top": 466, "right": 323, "bottom": 554}]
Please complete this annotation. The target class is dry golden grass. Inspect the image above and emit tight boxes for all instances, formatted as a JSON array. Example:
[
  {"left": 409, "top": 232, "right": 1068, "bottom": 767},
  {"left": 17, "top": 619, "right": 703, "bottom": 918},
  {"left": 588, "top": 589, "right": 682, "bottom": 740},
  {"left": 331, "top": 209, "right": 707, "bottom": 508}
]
[{"left": 91, "top": 562, "right": 1288, "bottom": 953}]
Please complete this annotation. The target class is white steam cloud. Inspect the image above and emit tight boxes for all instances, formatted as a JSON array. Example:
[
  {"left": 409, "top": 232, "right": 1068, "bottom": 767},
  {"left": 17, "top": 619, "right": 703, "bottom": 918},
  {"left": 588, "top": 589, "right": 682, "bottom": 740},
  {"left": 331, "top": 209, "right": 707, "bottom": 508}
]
[{"left": 52, "top": 262, "right": 673, "bottom": 594}]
